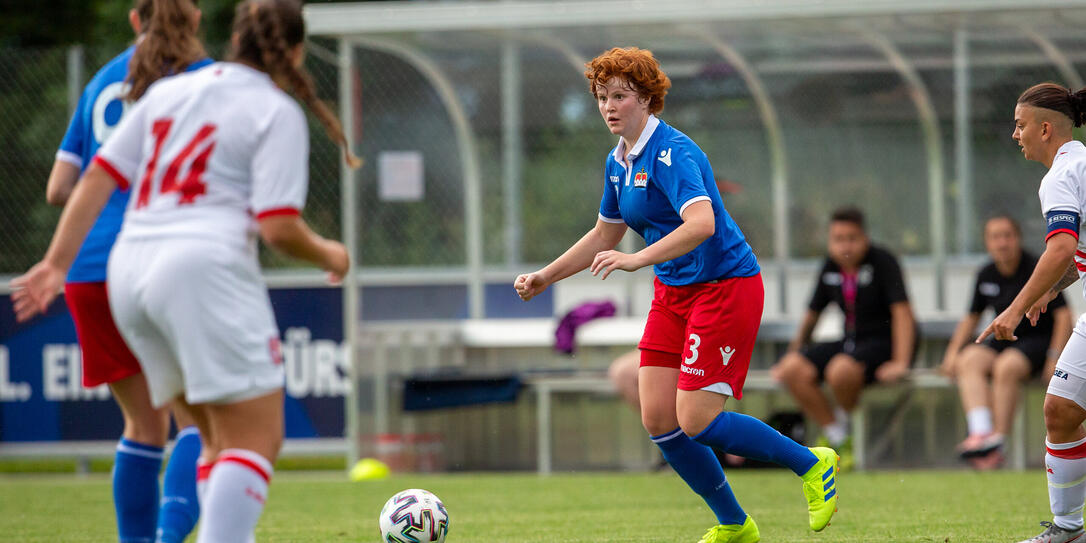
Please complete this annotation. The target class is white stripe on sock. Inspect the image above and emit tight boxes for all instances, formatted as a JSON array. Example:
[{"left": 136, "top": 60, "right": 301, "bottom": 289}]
[{"left": 116, "top": 443, "right": 164, "bottom": 460}]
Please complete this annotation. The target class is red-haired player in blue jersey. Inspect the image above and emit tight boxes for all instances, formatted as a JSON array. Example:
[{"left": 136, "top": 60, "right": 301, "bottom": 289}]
[
  {"left": 514, "top": 47, "right": 839, "bottom": 543},
  {"left": 43, "top": 1, "right": 210, "bottom": 541}
]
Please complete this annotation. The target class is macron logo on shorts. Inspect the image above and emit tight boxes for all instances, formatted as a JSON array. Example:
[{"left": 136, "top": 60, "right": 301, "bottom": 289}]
[{"left": 720, "top": 346, "right": 735, "bottom": 366}]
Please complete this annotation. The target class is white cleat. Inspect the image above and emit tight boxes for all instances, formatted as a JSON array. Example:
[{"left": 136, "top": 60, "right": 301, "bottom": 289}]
[{"left": 1017, "top": 521, "right": 1085, "bottom": 543}]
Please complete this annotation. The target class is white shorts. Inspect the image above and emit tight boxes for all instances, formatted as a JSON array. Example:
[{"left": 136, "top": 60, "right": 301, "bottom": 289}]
[
  {"left": 1048, "top": 319, "right": 1086, "bottom": 410},
  {"left": 107, "top": 237, "right": 285, "bottom": 408}
]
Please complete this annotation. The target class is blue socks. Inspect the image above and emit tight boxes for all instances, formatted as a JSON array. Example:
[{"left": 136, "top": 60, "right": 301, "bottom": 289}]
[
  {"left": 693, "top": 411, "right": 818, "bottom": 476},
  {"left": 114, "top": 438, "right": 164, "bottom": 543},
  {"left": 652, "top": 428, "right": 746, "bottom": 525},
  {"left": 157, "top": 426, "right": 202, "bottom": 543}
]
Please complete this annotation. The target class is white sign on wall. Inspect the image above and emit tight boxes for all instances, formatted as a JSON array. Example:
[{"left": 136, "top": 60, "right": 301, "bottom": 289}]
[{"left": 378, "top": 150, "right": 425, "bottom": 202}]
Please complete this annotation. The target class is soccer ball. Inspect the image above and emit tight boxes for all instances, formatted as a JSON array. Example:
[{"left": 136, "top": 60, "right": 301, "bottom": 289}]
[{"left": 378, "top": 488, "right": 450, "bottom": 543}]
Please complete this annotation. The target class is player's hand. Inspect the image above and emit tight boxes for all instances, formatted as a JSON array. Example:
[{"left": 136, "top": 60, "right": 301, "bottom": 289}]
[
  {"left": 875, "top": 361, "right": 909, "bottom": 383},
  {"left": 514, "top": 272, "right": 548, "bottom": 301},
  {"left": 324, "top": 241, "right": 349, "bottom": 285},
  {"left": 1026, "top": 289, "right": 1059, "bottom": 326},
  {"left": 590, "top": 250, "right": 644, "bottom": 280},
  {"left": 10, "top": 261, "right": 66, "bottom": 322},
  {"left": 976, "top": 307, "right": 1022, "bottom": 343}
]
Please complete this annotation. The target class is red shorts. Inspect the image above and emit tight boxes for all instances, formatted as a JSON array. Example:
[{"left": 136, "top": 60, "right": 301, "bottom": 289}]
[
  {"left": 64, "top": 282, "right": 141, "bottom": 387},
  {"left": 638, "top": 274, "right": 764, "bottom": 398}
]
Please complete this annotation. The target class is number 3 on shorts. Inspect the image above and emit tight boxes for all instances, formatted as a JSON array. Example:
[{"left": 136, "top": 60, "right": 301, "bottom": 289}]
[{"left": 684, "top": 333, "right": 700, "bottom": 365}]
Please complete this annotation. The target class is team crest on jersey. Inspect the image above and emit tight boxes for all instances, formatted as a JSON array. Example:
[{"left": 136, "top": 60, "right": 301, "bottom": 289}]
[{"left": 633, "top": 168, "right": 649, "bottom": 188}]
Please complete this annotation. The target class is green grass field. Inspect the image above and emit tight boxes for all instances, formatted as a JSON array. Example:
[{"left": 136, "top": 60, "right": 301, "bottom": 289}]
[{"left": 1, "top": 469, "right": 1056, "bottom": 542}]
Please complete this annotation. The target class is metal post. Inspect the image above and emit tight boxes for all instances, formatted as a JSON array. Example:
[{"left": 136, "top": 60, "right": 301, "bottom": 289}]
[
  {"left": 348, "top": 37, "right": 486, "bottom": 319},
  {"left": 67, "top": 45, "right": 83, "bottom": 117},
  {"left": 860, "top": 29, "right": 947, "bottom": 311},
  {"left": 338, "top": 39, "right": 364, "bottom": 467},
  {"left": 686, "top": 27, "right": 791, "bottom": 314},
  {"left": 1024, "top": 27, "right": 1085, "bottom": 89},
  {"left": 954, "top": 28, "right": 973, "bottom": 255},
  {"left": 536, "top": 382, "right": 552, "bottom": 475},
  {"left": 501, "top": 41, "right": 524, "bottom": 267}
]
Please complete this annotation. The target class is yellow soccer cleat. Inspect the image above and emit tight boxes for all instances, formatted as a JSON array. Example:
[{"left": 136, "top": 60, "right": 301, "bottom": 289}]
[
  {"left": 696, "top": 515, "right": 760, "bottom": 543},
  {"left": 816, "top": 436, "right": 854, "bottom": 472},
  {"left": 801, "top": 446, "right": 839, "bottom": 532}
]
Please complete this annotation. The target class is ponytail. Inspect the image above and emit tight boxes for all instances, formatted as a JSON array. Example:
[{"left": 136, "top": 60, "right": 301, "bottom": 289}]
[
  {"left": 1071, "top": 89, "right": 1086, "bottom": 128},
  {"left": 125, "top": 0, "right": 205, "bottom": 101},
  {"left": 1018, "top": 82, "right": 1086, "bottom": 128},
  {"left": 231, "top": 0, "right": 361, "bottom": 168}
]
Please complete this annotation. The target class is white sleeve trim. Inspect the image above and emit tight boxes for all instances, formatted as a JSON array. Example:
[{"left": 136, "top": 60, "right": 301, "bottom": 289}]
[
  {"left": 598, "top": 213, "right": 625, "bottom": 224},
  {"left": 678, "top": 196, "right": 711, "bottom": 218},
  {"left": 55, "top": 150, "right": 82, "bottom": 169}
]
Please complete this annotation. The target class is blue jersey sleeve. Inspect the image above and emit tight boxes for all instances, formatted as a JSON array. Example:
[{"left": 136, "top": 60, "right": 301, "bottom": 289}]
[
  {"left": 57, "top": 90, "right": 89, "bottom": 169},
  {"left": 655, "top": 147, "right": 709, "bottom": 218},
  {"left": 598, "top": 161, "right": 623, "bottom": 222}
]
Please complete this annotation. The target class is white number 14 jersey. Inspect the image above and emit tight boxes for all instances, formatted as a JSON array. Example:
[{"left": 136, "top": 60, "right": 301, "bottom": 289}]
[{"left": 95, "top": 62, "right": 309, "bottom": 249}]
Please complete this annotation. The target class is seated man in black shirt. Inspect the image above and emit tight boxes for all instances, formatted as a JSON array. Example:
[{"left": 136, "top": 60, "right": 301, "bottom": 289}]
[
  {"left": 772, "top": 207, "right": 916, "bottom": 470},
  {"left": 941, "top": 215, "right": 1072, "bottom": 469}
]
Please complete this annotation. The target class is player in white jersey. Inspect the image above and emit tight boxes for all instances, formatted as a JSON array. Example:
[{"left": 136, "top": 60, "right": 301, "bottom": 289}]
[
  {"left": 11, "top": 1, "right": 357, "bottom": 542},
  {"left": 976, "top": 82, "right": 1086, "bottom": 543}
]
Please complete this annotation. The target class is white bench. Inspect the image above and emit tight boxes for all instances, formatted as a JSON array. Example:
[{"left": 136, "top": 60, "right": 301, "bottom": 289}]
[{"left": 456, "top": 316, "right": 1033, "bottom": 473}]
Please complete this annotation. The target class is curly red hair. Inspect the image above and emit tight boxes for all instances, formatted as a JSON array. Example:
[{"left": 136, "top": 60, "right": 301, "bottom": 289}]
[{"left": 585, "top": 47, "right": 671, "bottom": 115}]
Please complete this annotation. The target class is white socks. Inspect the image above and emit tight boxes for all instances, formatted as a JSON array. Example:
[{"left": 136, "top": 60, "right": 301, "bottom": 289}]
[
  {"left": 196, "top": 449, "right": 273, "bottom": 543},
  {"left": 1046, "top": 437, "right": 1086, "bottom": 531},
  {"left": 823, "top": 407, "right": 850, "bottom": 447},
  {"left": 196, "top": 458, "right": 213, "bottom": 507},
  {"left": 966, "top": 407, "right": 993, "bottom": 436}
]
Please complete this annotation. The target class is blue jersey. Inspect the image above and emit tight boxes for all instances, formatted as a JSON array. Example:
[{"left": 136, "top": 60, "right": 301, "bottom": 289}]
[
  {"left": 56, "top": 46, "right": 212, "bottom": 283},
  {"left": 599, "top": 116, "right": 760, "bottom": 286}
]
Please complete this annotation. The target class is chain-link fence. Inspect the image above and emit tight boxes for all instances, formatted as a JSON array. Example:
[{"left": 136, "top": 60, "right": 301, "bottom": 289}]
[
  {"left": 319, "top": 5, "right": 1086, "bottom": 276},
  {"left": 5, "top": 5, "right": 1086, "bottom": 278},
  {"left": 0, "top": 41, "right": 345, "bottom": 275}
]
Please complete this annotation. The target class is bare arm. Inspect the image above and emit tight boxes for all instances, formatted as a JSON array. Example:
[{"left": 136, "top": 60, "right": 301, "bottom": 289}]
[
  {"left": 1051, "top": 262, "right": 1080, "bottom": 293},
  {"left": 590, "top": 200, "right": 715, "bottom": 280},
  {"left": 541, "top": 219, "right": 628, "bottom": 284},
  {"left": 940, "top": 313, "right": 981, "bottom": 374},
  {"left": 888, "top": 301, "right": 916, "bottom": 364},
  {"left": 1027, "top": 262, "right": 1079, "bottom": 325},
  {"left": 874, "top": 301, "right": 916, "bottom": 382},
  {"left": 1050, "top": 305, "right": 1073, "bottom": 358},
  {"left": 259, "top": 215, "right": 349, "bottom": 281},
  {"left": 514, "top": 219, "right": 627, "bottom": 301},
  {"left": 45, "top": 160, "right": 81, "bottom": 206},
  {"left": 979, "top": 233, "right": 1077, "bottom": 342},
  {"left": 786, "top": 309, "right": 821, "bottom": 353},
  {"left": 11, "top": 164, "right": 115, "bottom": 321}
]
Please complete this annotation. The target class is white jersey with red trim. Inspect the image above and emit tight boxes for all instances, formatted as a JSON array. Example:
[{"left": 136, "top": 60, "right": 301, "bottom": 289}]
[
  {"left": 95, "top": 62, "right": 307, "bottom": 248},
  {"left": 1038, "top": 140, "right": 1086, "bottom": 294}
]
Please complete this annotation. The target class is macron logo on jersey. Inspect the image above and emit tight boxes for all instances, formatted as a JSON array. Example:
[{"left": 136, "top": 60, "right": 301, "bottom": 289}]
[{"left": 657, "top": 147, "right": 672, "bottom": 167}]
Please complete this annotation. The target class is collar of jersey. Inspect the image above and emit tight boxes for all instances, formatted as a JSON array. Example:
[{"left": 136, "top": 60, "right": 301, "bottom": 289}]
[
  {"left": 222, "top": 61, "right": 275, "bottom": 85},
  {"left": 1056, "top": 139, "right": 1086, "bottom": 160},
  {"left": 612, "top": 115, "right": 660, "bottom": 164}
]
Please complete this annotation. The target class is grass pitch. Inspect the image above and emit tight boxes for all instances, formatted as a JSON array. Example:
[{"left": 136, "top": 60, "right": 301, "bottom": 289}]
[{"left": 1, "top": 468, "right": 1053, "bottom": 542}]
